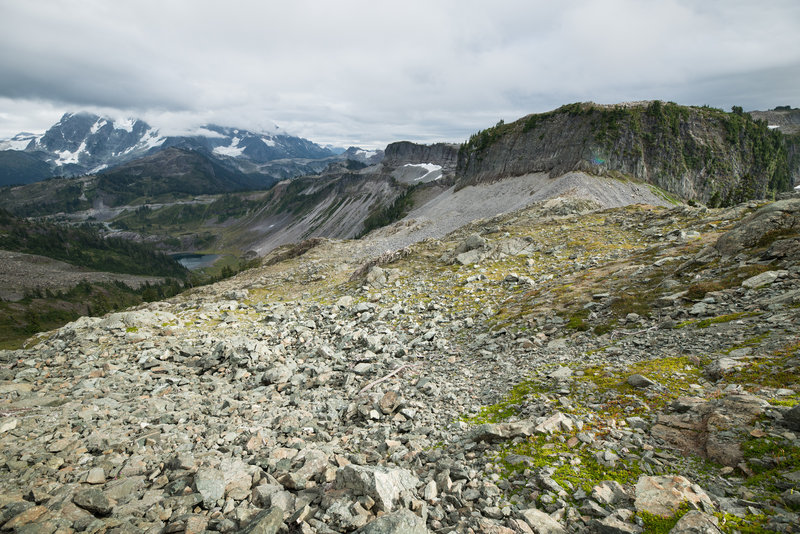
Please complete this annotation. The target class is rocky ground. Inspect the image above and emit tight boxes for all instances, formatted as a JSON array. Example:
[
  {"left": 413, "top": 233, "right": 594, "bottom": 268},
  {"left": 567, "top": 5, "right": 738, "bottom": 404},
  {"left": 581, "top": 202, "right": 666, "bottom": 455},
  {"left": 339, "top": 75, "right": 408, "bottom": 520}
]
[{"left": 1, "top": 194, "right": 799, "bottom": 533}]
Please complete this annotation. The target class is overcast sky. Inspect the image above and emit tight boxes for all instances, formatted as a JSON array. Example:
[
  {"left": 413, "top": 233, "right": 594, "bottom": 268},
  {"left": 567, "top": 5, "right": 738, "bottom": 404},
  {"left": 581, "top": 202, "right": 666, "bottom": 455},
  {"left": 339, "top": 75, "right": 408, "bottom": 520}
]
[{"left": 1, "top": 0, "right": 798, "bottom": 149}]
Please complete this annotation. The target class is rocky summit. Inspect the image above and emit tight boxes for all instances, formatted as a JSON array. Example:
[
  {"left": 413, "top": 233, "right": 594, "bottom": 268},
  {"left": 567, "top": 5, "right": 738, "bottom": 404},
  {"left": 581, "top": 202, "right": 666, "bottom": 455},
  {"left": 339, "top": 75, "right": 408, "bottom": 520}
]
[{"left": 2, "top": 193, "right": 800, "bottom": 534}]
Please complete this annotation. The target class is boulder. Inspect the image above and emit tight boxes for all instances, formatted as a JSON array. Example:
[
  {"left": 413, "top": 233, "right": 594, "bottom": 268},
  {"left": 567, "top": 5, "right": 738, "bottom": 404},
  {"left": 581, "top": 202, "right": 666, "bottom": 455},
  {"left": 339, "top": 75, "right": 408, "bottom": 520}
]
[
  {"left": 72, "top": 488, "right": 114, "bottom": 516},
  {"left": 519, "top": 508, "right": 566, "bottom": 534},
  {"left": 634, "top": 476, "right": 714, "bottom": 517},
  {"left": 354, "top": 509, "right": 429, "bottom": 533},
  {"left": 468, "top": 421, "right": 538, "bottom": 442},
  {"left": 741, "top": 270, "right": 785, "bottom": 289},
  {"left": 782, "top": 404, "right": 800, "bottom": 431},
  {"left": 714, "top": 198, "right": 800, "bottom": 256},
  {"left": 668, "top": 511, "right": 723, "bottom": 534},
  {"left": 194, "top": 468, "right": 226, "bottom": 508},
  {"left": 239, "top": 506, "right": 284, "bottom": 534},
  {"left": 335, "top": 465, "right": 419, "bottom": 512}
]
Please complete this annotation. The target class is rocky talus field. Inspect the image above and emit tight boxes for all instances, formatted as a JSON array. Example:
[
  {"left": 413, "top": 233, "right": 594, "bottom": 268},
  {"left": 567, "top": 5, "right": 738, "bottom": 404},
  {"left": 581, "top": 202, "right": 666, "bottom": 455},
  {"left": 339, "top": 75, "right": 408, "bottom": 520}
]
[{"left": 2, "top": 195, "right": 800, "bottom": 534}]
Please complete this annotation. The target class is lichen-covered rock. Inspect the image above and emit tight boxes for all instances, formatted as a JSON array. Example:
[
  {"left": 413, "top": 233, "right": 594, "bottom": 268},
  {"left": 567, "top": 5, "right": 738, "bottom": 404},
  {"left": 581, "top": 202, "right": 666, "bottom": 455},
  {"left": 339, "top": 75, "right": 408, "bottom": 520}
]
[
  {"left": 239, "top": 506, "right": 284, "bottom": 534},
  {"left": 634, "top": 476, "right": 715, "bottom": 517},
  {"left": 353, "top": 508, "right": 428, "bottom": 534},
  {"left": 668, "top": 511, "right": 723, "bottom": 534}
]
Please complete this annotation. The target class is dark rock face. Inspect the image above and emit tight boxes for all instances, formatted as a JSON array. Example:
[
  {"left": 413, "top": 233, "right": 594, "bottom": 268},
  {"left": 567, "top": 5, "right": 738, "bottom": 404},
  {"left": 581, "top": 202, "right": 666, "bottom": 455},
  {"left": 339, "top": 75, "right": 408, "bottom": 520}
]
[
  {"left": 456, "top": 102, "right": 793, "bottom": 205},
  {"left": 383, "top": 141, "right": 459, "bottom": 172}
]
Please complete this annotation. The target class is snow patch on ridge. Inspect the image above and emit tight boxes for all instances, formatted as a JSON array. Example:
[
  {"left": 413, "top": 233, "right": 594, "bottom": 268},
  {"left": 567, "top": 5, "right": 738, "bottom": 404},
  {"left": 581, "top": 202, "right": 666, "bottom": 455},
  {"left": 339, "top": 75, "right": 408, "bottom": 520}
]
[
  {"left": 404, "top": 162, "right": 443, "bottom": 181},
  {"left": 261, "top": 137, "right": 276, "bottom": 147},
  {"left": 90, "top": 119, "right": 108, "bottom": 135},
  {"left": 114, "top": 118, "right": 135, "bottom": 133},
  {"left": 56, "top": 141, "right": 87, "bottom": 165}
]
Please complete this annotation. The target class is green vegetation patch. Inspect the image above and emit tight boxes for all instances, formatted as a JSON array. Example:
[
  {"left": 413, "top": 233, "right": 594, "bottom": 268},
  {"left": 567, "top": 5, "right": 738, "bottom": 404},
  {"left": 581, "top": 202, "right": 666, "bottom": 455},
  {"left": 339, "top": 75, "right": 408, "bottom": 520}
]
[
  {"left": 676, "top": 311, "right": 761, "bottom": 329},
  {"left": 492, "top": 432, "right": 643, "bottom": 500},
  {"left": 462, "top": 377, "right": 544, "bottom": 424},
  {"left": 579, "top": 356, "right": 703, "bottom": 415},
  {"left": 724, "top": 341, "right": 800, "bottom": 390},
  {"left": 741, "top": 432, "right": 800, "bottom": 506}
]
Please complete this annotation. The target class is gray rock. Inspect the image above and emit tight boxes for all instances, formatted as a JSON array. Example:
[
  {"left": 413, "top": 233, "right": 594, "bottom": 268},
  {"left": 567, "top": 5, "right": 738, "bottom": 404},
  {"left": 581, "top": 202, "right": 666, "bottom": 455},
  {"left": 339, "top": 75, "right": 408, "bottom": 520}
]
[
  {"left": 239, "top": 506, "right": 284, "bottom": 534},
  {"left": 549, "top": 366, "right": 573, "bottom": 379},
  {"left": 588, "top": 515, "right": 643, "bottom": 534},
  {"left": 519, "top": 508, "right": 566, "bottom": 534},
  {"left": 456, "top": 249, "right": 484, "bottom": 265},
  {"left": 704, "top": 358, "right": 745, "bottom": 381},
  {"left": 367, "top": 266, "right": 387, "bottom": 288},
  {"left": 336, "top": 295, "right": 354, "bottom": 308},
  {"left": 741, "top": 270, "right": 785, "bottom": 289},
  {"left": 634, "top": 475, "right": 715, "bottom": 517},
  {"left": 72, "top": 488, "right": 114, "bottom": 516},
  {"left": 353, "top": 509, "right": 428, "bottom": 534},
  {"left": 591, "top": 480, "right": 630, "bottom": 506},
  {"left": 668, "top": 511, "right": 723, "bottom": 533},
  {"left": 194, "top": 467, "right": 226, "bottom": 508},
  {"left": 627, "top": 374, "right": 656, "bottom": 388},
  {"left": 715, "top": 199, "right": 800, "bottom": 256},
  {"left": 535, "top": 412, "right": 574, "bottom": 434},
  {"left": 468, "top": 421, "right": 537, "bottom": 442},
  {"left": 326, "top": 500, "right": 370, "bottom": 530},
  {"left": 335, "top": 464, "right": 419, "bottom": 512},
  {"left": 456, "top": 234, "right": 486, "bottom": 254},
  {"left": 783, "top": 404, "right": 800, "bottom": 431}
]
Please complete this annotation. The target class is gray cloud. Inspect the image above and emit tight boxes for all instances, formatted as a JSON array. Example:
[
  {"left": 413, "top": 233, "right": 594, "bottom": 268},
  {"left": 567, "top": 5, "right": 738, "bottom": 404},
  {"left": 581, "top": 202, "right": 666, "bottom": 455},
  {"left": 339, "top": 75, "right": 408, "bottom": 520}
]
[{"left": 1, "top": 0, "right": 799, "bottom": 147}]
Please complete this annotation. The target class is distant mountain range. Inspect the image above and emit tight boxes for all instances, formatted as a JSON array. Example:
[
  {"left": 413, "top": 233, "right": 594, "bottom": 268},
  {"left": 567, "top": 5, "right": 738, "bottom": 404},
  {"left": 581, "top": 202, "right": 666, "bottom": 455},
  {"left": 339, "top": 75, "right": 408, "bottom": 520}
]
[{"left": 0, "top": 112, "right": 383, "bottom": 186}]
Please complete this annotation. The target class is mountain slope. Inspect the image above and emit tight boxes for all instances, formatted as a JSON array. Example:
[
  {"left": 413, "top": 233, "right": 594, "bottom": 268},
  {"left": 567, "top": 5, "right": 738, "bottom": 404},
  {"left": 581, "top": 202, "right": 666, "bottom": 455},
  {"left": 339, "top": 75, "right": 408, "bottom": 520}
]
[
  {"left": 0, "top": 150, "right": 52, "bottom": 185},
  {"left": 96, "top": 147, "right": 275, "bottom": 204}
]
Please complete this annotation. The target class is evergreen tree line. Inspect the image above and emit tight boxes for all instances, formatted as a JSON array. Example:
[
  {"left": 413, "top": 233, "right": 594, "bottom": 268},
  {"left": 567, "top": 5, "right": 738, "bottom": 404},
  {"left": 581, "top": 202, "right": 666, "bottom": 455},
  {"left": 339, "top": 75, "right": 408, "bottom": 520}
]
[{"left": 0, "top": 209, "right": 188, "bottom": 278}]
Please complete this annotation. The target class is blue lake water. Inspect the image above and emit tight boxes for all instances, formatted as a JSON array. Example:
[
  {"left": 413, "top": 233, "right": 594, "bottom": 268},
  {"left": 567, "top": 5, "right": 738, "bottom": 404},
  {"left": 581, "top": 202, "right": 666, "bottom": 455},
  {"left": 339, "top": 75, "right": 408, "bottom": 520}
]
[{"left": 171, "top": 254, "right": 220, "bottom": 270}]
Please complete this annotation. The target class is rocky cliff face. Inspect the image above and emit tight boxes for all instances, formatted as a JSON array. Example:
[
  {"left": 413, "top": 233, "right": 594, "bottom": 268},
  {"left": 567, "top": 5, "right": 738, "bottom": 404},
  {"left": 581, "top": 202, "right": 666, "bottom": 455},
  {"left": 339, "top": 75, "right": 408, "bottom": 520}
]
[
  {"left": 383, "top": 141, "right": 460, "bottom": 172},
  {"left": 457, "top": 102, "right": 792, "bottom": 206}
]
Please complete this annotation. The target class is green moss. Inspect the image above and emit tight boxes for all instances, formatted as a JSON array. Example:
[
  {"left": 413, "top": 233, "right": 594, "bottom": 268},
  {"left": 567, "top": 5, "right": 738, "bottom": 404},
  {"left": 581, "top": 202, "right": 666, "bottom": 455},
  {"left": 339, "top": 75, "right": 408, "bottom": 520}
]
[
  {"left": 715, "top": 511, "right": 772, "bottom": 534},
  {"left": 724, "top": 341, "right": 800, "bottom": 388},
  {"left": 462, "top": 378, "right": 544, "bottom": 424},
  {"left": 491, "top": 432, "right": 644, "bottom": 506},
  {"left": 736, "top": 428, "right": 800, "bottom": 513},
  {"left": 125, "top": 326, "right": 139, "bottom": 333},
  {"left": 693, "top": 312, "right": 760, "bottom": 329},
  {"left": 768, "top": 397, "right": 799, "bottom": 407},
  {"left": 578, "top": 355, "right": 702, "bottom": 415},
  {"left": 637, "top": 503, "right": 692, "bottom": 533}
]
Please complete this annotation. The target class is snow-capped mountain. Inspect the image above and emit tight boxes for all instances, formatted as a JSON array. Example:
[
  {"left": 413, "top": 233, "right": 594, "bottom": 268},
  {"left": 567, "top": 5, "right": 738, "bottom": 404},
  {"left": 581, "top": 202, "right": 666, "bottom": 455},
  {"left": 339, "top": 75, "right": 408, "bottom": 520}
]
[{"left": 0, "top": 112, "right": 336, "bottom": 180}]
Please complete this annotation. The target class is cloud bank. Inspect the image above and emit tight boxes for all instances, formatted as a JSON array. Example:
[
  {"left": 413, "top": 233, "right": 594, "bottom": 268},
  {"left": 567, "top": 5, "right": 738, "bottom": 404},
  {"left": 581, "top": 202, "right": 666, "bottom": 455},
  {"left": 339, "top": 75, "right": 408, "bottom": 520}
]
[{"left": 1, "top": 0, "right": 798, "bottom": 148}]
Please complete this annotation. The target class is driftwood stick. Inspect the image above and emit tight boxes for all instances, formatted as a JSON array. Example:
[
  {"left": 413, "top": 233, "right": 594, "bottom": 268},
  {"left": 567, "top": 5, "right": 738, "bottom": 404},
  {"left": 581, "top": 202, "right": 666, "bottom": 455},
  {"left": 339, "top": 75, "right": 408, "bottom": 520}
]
[
  {"left": 357, "top": 363, "right": 421, "bottom": 395},
  {"left": 610, "top": 324, "right": 658, "bottom": 340}
]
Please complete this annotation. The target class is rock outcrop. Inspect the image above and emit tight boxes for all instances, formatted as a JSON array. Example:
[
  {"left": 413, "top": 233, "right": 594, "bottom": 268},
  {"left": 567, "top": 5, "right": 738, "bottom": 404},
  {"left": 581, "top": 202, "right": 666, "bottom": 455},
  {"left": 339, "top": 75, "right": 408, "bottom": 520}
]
[{"left": 457, "top": 102, "right": 793, "bottom": 206}]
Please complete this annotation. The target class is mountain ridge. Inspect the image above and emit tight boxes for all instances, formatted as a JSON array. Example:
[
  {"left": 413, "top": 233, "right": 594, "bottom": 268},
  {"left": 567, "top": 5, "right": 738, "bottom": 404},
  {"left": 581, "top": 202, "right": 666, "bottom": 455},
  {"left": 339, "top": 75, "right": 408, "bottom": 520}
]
[{"left": 0, "top": 112, "right": 341, "bottom": 184}]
